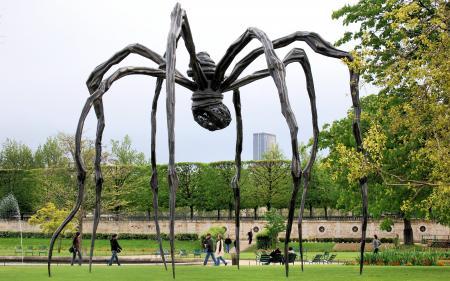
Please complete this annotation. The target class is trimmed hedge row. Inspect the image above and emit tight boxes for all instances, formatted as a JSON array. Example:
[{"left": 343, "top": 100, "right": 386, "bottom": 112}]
[
  {"left": 360, "top": 250, "right": 446, "bottom": 266},
  {"left": 0, "top": 231, "right": 198, "bottom": 241},
  {"left": 279, "top": 237, "right": 394, "bottom": 243}
]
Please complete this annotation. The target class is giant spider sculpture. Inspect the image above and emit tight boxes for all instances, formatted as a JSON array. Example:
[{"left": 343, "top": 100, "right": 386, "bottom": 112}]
[{"left": 48, "top": 3, "right": 369, "bottom": 278}]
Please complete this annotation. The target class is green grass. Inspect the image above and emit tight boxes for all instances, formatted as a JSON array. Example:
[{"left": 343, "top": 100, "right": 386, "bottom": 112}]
[
  {"left": 0, "top": 238, "right": 202, "bottom": 256},
  {"left": 1, "top": 265, "right": 449, "bottom": 281},
  {"left": 0, "top": 238, "right": 360, "bottom": 261}
]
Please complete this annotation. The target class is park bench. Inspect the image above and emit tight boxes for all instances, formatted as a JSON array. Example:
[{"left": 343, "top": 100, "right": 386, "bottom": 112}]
[
  {"left": 179, "top": 249, "right": 188, "bottom": 257},
  {"left": 309, "top": 254, "right": 323, "bottom": 264},
  {"left": 324, "top": 254, "right": 336, "bottom": 264},
  {"left": 15, "top": 246, "right": 23, "bottom": 255},
  {"left": 38, "top": 245, "right": 48, "bottom": 256},
  {"left": 25, "top": 246, "right": 34, "bottom": 256},
  {"left": 285, "top": 253, "right": 297, "bottom": 265},
  {"left": 257, "top": 254, "right": 271, "bottom": 265},
  {"left": 193, "top": 249, "right": 202, "bottom": 258}
]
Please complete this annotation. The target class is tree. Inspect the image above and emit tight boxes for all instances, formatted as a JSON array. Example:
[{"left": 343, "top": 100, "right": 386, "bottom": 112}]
[
  {"left": 29, "top": 203, "right": 78, "bottom": 252},
  {"left": 56, "top": 132, "right": 97, "bottom": 237},
  {"left": 34, "top": 137, "right": 69, "bottom": 168},
  {"left": 110, "top": 135, "right": 146, "bottom": 165},
  {"left": 176, "top": 162, "right": 202, "bottom": 220},
  {"left": 102, "top": 136, "right": 147, "bottom": 215},
  {"left": 0, "top": 139, "right": 34, "bottom": 169},
  {"left": 264, "top": 209, "right": 286, "bottom": 247},
  {"left": 332, "top": 0, "right": 450, "bottom": 230},
  {"left": 247, "top": 146, "right": 291, "bottom": 211},
  {"left": 321, "top": 94, "right": 437, "bottom": 244}
]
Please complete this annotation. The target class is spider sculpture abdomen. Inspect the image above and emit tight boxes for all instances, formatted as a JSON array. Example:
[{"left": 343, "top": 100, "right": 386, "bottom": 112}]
[{"left": 188, "top": 52, "right": 232, "bottom": 131}]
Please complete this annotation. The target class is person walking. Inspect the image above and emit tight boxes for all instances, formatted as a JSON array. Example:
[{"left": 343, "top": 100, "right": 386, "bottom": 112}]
[
  {"left": 202, "top": 233, "right": 216, "bottom": 265},
  {"left": 372, "top": 234, "right": 382, "bottom": 254},
  {"left": 247, "top": 229, "right": 253, "bottom": 244},
  {"left": 224, "top": 235, "right": 232, "bottom": 253},
  {"left": 71, "top": 231, "right": 82, "bottom": 266},
  {"left": 215, "top": 234, "right": 227, "bottom": 266},
  {"left": 108, "top": 234, "right": 122, "bottom": 266}
]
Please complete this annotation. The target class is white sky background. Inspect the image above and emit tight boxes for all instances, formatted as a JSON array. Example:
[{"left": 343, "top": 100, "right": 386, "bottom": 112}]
[{"left": 0, "top": 0, "right": 375, "bottom": 163}]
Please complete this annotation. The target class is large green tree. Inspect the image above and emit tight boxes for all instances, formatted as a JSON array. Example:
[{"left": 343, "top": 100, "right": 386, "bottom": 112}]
[{"left": 330, "top": 0, "right": 450, "bottom": 242}]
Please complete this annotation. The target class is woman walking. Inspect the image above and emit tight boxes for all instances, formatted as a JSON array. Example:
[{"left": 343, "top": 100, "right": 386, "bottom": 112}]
[
  {"left": 71, "top": 232, "right": 82, "bottom": 266},
  {"left": 215, "top": 234, "right": 227, "bottom": 266}
]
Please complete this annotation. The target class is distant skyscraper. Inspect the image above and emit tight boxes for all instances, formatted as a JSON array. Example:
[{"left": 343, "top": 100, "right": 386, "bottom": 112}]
[{"left": 253, "top": 133, "right": 277, "bottom": 160}]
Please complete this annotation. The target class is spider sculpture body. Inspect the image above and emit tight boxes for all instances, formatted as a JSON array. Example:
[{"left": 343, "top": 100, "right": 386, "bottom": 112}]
[{"left": 48, "top": 3, "right": 369, "bottom": 279}]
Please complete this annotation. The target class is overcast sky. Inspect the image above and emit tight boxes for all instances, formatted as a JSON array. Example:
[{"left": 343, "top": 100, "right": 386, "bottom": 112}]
[{"left": 0, "top": 0, "right": 375, "bottom": 163}]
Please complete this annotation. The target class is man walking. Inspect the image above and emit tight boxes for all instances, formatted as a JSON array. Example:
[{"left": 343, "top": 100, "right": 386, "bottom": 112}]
[
  {"left": 202, "top": 233, "right": 216, "bottom": 265},
  {"left": 109, "top": 234, "right": 122, "bottom": 266},
  {"left": 71, "top": 232, "right": 82, "bottom": 266},
  {"left": 247, "top": 229, "right": 253, "bottom": 244},
  {"left": 372, "top": 234, "right": 381, "bottom": 254}
]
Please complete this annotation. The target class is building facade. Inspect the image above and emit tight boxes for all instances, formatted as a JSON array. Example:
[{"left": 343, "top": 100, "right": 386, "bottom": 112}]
[{"left": 253, "top": 132, "right": 276, "bottom": 160}]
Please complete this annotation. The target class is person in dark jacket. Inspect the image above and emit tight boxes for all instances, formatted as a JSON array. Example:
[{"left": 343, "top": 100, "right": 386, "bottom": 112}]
[
  {"left": 224, "top": 235, "right": 232, "bottom": 253},
  {"left": 247, "top": 230, "right": 253, "bottom": 244},
  {"left": 108, "top": 234, "right": 122, "bottom": 266},
  {"left": 202, "top": 233, "right": 216, "bottom": 265},
  {"left": 71, "top": 231, "right": 82, "bottom": 266}
]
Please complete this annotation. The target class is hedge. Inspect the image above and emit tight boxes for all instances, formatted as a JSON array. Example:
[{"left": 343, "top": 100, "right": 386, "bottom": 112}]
[
  {"left": 256, "top": 230, "right": 272, "bottom": 249},
  {"left": 0, "top": 231, "right": 198, "bottom": 241}
]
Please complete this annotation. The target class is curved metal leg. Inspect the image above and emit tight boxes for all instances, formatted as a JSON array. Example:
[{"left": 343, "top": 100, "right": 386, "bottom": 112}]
[
  {"left": 88, "top": 99, "right": 106, "bottom": 273},
  {"left": 150, "top": 77, "right": 167, "bottom": 270},
  {"left": 232, "top": 89, "right": 243, "bottom": 269},
  {"left": 166, "top": 4, "right": 182, "bottom": 278},
  {"left": 348, "top": 70, "right": 368, "bottom": 274},
  {"left": 48, "top": 66, "right": 188, "bottom": 277}
]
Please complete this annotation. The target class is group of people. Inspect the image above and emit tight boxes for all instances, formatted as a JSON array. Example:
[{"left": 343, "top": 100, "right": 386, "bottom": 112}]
[
  {"left": 202, "top": 233, "right": 234, "bottom": 266},
  {"left": 70, "top": 232, "right": 122, "bottom": 266},
  {"left": 70, "top": 231, "right": 383, "bottom": 267}
]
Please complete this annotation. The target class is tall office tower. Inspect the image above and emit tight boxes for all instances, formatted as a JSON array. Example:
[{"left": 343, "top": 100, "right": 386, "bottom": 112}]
[{"left": 253, "top": 133, "right": 277, "bottom": 160}]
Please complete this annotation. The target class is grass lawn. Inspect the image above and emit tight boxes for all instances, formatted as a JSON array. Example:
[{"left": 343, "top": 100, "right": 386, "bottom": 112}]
[
  {"left": 1, "top": 265, "right": 449, "bottom": 281},
  {"left": 0, "top": 238, "right": 202, "bottom": 256},
  {"left": 0, "top": 238, "right": 359, "bottom": 261}
]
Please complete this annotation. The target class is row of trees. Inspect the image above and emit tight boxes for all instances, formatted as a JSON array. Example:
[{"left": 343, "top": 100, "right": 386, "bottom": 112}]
[{"left": 0, "top": 135, "right": 338, "bottom": 220}]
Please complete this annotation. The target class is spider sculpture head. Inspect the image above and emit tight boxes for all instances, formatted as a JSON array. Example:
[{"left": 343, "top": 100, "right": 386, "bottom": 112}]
[{"left": 188, "top": 52, "right": 231, "bottom": 131}]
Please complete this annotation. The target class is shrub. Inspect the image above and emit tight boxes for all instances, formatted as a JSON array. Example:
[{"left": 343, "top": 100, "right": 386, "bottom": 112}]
[
  {"left": 256, "top": 229, "right": 271, "bottom": 249},
  {"left": 200, "top": 226, "right": 227, "bottom": 242},
  {"left": 358, "top": 250, "right": 446, "bottom": 266}
]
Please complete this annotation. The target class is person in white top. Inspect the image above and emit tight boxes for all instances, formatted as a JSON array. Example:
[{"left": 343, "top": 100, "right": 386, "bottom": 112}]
[{"left": 215, "top": 234, "right": 228, "bottom": 266}]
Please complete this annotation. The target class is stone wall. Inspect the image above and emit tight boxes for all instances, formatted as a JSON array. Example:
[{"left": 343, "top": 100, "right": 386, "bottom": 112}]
[{"left": 1, "top": 219, "right": 448, "bottom": 242}]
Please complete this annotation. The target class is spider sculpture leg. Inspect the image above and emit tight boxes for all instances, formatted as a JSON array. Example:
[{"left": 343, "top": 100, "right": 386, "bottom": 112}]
[
  {"left": 220, "top": 32, "right": 367, "bottom": 274},
  {"left": 215, "top": 27, "right": 302, "bottom": 277},
  {"left": 88, "top": 99, "right": 105, "bottom": 273},
  {"left": 227, "top": 48, "right": 319, "bottom": 274},
  {"left": 150, "top": 77, "right": 168, "bottom": 270},
  {"left": 47, "top": 66, "right": 191, "bottom": 277},
  {"left": 231, "top": 89, "right": 243, "bottom": 269},
  {"left": 165, "top": 4, "right": 208, "bottom": 278}
]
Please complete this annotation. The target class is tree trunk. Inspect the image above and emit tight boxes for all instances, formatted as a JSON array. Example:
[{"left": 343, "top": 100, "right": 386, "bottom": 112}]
[
  {"left": 190, "top": 206, "right": 194, "bottom": 220},
  {"left": 146, "top": 208, "right": 151, "bottom": 220},
  {"left": 254, "top": 207, "right": 258, "bottom": 220},
  {"left": 403, "top": 217, "right": 414, "bottom": 245},
  {"left": 267, "top": 202, "right": 271, "bottom": 211},
  {"left": 309, "top": 204, "right": 313, "bottom": 218},
  {"left": 57, "top": 236, "right": 62, "bottom": 253},
  {"left": 217, "top": 209, "right": 221, "bottom": 220},
  {"left": 228, "top": 204, "right": 233, "bottom": 220},
  {"left": 324, "top": 206, "right": 328, "bottom": 219}
]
